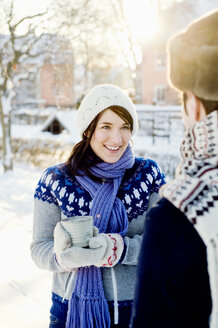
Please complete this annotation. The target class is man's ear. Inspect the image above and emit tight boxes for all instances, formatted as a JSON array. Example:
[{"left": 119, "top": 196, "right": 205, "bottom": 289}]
[
  {"left": 194, "top": 95, "right": 201, "bottom": 121},
  {"left": 187, "top": 92, "right": 206, "bottom": 122}
]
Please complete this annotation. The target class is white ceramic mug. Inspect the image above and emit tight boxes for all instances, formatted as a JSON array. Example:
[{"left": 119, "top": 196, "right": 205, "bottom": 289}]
[{"left": 61, "top": 216, "right": 93, "bottom": 247}]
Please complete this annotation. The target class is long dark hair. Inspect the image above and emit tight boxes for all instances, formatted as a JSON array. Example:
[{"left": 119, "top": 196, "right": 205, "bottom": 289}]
[{"left": 66, "top": 105, "right": 133, "bottom": 178}]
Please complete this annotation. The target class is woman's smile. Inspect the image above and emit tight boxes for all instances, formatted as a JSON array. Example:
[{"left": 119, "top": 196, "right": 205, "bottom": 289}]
[{"left": 105, "top": 145, "right": 120, "bottom": 151}]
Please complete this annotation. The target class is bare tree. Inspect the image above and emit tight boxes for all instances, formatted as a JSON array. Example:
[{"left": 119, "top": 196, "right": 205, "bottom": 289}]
[
  {"left": 0, "top": 1, "right": 46, "bottom": 171},
  {"left": 50, "top": 0, "right": 138, "bottom": 99},
  {"left": 110, "top": 0, "right": 140, "bottom": 97}
]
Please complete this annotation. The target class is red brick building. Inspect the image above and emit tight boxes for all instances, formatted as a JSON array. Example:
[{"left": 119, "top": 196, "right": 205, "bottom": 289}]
[
  {"left": 139, "top": 2, "right": 197, "bottom": 106},
  {"left": 141, "top": 43, "right": 179, "bottom": 105},
  {"left": 14, "top": 34, "right": 74, "bottom": 109},
  {"left": 40, "top": 62, "right": 74, "bottom": 108}
]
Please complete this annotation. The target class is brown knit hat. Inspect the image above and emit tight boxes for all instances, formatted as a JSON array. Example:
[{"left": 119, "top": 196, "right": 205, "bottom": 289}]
[{"left": 167, "top": 9, "right": 218, "bottom": 101}]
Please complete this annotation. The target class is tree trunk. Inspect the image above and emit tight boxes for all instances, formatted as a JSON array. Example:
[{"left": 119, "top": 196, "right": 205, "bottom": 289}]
[{"left": 0, "top": 97, "right": 13, "bottom": 172}]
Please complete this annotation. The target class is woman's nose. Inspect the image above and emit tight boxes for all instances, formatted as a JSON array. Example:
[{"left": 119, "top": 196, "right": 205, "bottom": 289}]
[{"left": 109, "top": 130, "right": 122, "bottom": 144}]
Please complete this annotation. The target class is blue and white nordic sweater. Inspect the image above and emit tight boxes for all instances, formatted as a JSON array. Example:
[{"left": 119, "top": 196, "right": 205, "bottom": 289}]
[{"left": 31, "top": 157, "right": 165, "bottom": 322}]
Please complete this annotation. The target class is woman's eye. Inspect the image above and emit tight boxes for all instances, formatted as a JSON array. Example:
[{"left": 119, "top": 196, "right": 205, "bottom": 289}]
[
  {"left": 122, "top": 125, "right": 130, "bottom": 130},
  {"left": 102, "top": 125, "right": 110, "bottom": 129}
]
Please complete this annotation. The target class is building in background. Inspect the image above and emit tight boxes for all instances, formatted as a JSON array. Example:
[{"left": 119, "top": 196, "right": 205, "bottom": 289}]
[
  {"left": 141, "top": 44, "right": 178, "bottom": 105},
  {"left": 140, "top": 1, "right": 198, "bottom": 105},
  {"left": 14, "top": 34, "right": 74, "bottom": 109}
]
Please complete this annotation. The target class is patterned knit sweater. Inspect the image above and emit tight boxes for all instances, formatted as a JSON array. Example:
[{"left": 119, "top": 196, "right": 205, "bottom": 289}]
[{"left": 31, "top": 157, "right": 165, "bottom": 322}]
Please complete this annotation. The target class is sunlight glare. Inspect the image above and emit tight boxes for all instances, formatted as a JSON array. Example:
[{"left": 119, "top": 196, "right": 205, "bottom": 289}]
[
  {"left": 13, "top": 0, "right": 50, "bottom": 18},
  {"left": 124, "top": 0, "right": 159, "bottom": 43}
]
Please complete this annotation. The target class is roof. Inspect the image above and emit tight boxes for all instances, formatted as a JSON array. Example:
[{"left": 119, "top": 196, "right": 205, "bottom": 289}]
[{"left": 41, "top": 110, "right": 80, "bottom": 139}]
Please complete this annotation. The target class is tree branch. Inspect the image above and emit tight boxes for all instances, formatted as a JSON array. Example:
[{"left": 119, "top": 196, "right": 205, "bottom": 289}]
[{"left": 14, "top": 12, "right": 46, "bottom": 29}]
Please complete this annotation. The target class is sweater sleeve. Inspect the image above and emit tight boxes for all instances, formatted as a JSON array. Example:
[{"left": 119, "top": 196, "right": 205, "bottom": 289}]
[
  {"left": 30, "top": 198, "right": 64, "bottom": 272},
  {"left": 31, "top": 167, "right": 66, "bottom": 273}
]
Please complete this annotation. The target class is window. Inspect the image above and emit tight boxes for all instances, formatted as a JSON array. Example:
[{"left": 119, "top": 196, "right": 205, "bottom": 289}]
[
  {"left": 154, "top": 85, "right": 166, "bottom": 104},
  {"left": 155, "top": 51, "right": 166, "bottom": 70}
]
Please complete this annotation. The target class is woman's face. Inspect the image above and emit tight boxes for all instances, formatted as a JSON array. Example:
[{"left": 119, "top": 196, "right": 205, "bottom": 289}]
[{"left": 90, "top": 109, "right": 132, "bottom": 163}]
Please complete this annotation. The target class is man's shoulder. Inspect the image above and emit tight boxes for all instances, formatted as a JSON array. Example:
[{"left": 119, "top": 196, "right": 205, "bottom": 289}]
[
  {"left": 147, "top": 198, "right": 189, "bottom": 231},
  {"left": 146, "top": 198, "right": 205, "bottom": 247},
  {"left": 149, "top": 197, "right": 182, "bottom": 216}
]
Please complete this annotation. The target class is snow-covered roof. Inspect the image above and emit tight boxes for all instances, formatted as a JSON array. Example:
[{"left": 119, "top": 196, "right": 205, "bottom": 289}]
[
  {"left": 3, "top": 110, "right": 80, "bottom": 144},
  {"left": 41, "top": 110, "right": 80, "bottom": 136}
]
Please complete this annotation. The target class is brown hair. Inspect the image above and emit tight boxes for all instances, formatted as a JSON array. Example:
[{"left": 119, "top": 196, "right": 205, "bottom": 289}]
[
  {"left": 183, "top": 92, "right": 218, "bottom": 115},
  {"left": 66, "top": 106, "right": 133, "bottom": 178}
]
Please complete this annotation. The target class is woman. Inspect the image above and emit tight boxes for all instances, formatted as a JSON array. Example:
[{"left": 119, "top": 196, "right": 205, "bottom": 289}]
[{"left": 31, "top": 84, "right": 166, "bottom": 328}]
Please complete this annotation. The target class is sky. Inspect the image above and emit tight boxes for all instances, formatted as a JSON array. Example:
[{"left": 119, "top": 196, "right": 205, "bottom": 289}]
[
  {"left": 10, "top": 0, "right": 158, "bottom": 42},
  {"left": 9, "top": 0, "right": 217, "bottom": 43},
  {"left": 1, "top": 0, "right": 217, "bottom": 74},
  {"left": 1, "top": 0, "right": 216, "bottom": 43},
  {"left": 124, "top": 0, "right": 159, "bottom": 42},
  {"left": 13, "top": 0, "right": 51, "bottom": 17}
]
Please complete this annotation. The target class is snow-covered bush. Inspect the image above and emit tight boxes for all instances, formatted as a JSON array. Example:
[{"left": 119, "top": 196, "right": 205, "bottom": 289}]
[{"left": 11, "top": 138, "right": 74, "bottom": 169}]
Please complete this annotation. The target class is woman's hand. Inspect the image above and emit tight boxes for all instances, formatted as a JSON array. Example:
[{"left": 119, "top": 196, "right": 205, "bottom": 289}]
[
  {"left": 89, "top": 233, "right": 124, "bottom": 267},
  {"left": 53, "top": 222, "right": 124, "bottom": 269}
]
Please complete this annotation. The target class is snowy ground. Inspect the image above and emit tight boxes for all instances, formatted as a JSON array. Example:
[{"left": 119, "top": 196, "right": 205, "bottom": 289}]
[{"left": 0, "top": 163, "right": 51, "bottom": 328}]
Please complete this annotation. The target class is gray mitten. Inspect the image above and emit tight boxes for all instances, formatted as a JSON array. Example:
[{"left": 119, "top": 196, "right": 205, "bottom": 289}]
[
  {"left": 54, "top": 222, "right": 123, "bottom": 269},
  {"left": 56, "top": 243, "right": 107, "bottom": 269},
  {"left": 54, "top": 222, "right": 71, "bottom": 254},
  {"left": 54, "top": 221, "right": 98, "bottom": 254},
  {"left": 54, "top": 221, "right": 102, "bottom": 270}
]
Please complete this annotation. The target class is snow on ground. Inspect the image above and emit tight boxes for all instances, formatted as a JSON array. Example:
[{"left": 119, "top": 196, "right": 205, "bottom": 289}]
[{"left": 0, "top": 163, "right": 51, "bottom": 328}]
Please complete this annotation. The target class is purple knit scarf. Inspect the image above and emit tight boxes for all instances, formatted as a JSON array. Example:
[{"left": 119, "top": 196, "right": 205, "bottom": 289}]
[{"left": 66, "top": 145, "right": 134, "bottom": 328}]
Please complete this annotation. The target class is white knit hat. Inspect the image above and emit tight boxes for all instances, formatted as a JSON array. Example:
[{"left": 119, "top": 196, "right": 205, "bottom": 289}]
[{"left": 75, "top": 84, "right": 138, "bottom": 137}]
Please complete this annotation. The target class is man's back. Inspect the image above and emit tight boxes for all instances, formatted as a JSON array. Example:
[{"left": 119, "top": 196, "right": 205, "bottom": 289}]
[{"left": 131, "top": 198, "right": 212, "bottom": 328}]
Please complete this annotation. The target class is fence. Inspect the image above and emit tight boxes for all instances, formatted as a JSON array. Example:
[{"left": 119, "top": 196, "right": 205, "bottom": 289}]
[
  {"left": 134, "top": 105, "right": 184, "bottom": 179},
  {"left": 135, "top": 105, "right": 183, "bottom": 145}
]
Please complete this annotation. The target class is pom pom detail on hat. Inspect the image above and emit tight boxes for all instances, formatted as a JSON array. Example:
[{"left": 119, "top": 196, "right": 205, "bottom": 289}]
[
  {"left": 75, "top": 84, "right": 138, "bottom": 137},
  {"left": 167, "top": 9, "right": 218, "bottom": 101}
]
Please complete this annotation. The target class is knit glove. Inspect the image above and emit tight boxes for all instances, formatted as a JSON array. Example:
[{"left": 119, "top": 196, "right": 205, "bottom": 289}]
[{"left": 89, "top": 233, "right": 124, "bottom": 268}]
